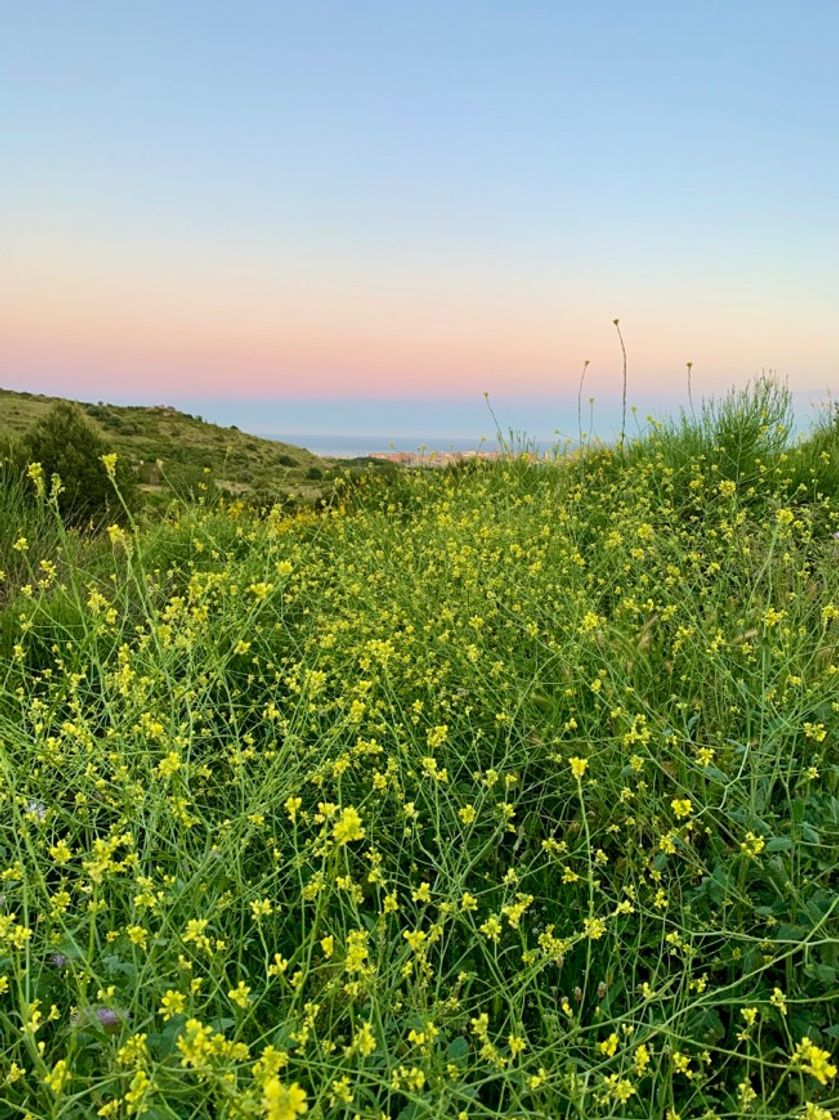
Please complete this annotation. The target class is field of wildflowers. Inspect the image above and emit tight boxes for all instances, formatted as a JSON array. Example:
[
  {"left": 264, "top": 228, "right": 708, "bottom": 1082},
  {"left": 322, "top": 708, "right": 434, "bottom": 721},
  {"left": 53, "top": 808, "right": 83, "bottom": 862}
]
[{"left": 0, "top": 384, "right": 837, "bottom": 1119}]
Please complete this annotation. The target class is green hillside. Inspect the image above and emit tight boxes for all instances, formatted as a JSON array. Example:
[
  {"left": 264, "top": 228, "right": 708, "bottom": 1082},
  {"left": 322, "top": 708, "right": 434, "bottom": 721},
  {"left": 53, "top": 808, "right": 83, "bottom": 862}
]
[{"left": 0, "top": 387, "right": 373, "bottom": 504}]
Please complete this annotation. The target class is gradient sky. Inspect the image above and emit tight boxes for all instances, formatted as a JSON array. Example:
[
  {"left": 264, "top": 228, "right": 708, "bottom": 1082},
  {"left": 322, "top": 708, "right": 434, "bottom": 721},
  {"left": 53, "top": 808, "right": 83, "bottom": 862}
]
[{"left": 3, "top": 1, "right": 838, "bottom": 436}]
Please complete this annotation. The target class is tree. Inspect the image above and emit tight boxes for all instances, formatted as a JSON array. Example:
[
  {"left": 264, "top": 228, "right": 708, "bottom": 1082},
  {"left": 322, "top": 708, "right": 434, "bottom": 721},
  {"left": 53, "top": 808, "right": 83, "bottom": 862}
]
[{"left": 19, "top": 401, "right": 135, "bottom": 526}]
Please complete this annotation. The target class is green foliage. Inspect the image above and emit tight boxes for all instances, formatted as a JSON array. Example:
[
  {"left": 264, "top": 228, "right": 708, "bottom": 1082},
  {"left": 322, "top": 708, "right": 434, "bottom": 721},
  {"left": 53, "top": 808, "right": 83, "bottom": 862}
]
[
  {"left": 18, "top": 400, "right": 133, "bottom": 526},
  {"left": 784, "top": 403, "right": 839, "bottom": 503},
  {"left": 0, "top": 385, "right": 838, "bottom": 1118},
  {"left": 617, "top": 376, "right": 794, "bottom": 512}
]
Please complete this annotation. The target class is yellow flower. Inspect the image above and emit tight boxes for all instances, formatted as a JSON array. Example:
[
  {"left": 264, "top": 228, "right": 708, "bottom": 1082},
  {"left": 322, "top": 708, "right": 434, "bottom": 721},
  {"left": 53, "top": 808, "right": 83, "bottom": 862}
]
[
  {"left": 803, "top": 722, "right": 827, "bottom": 742},
  {"left": 124, "top": 1069, "right": 152, "bottom": 1110},
  {"left": 49, "top": 840, "right": 72, "bottom": 864},
  {"left": 568, "top": 756, "right": 588, "bottom": 779},
  {"left": 601, "top": 1074, "right": 635, "bottom": 1103},
  {"left": 671, "top": 798, "right": 692, "bottom": 819},
  {"left": 403, "top": 929, "right": 426, "bottom": 952},
  {"left": 107, "top": 523, "right": 128, "bottom": 547},
  {"left": 159, "top": 990, "right": 186, "bottom": 1020},
  {"left": 596, "top": 1032, "right": 617, "bottom": 1056},
  {"left": 740, "top": 831, "right": 765, "bottom": 858},
  {"left": 262, "top": 1078, "right": 308, "bottom": 1119},
  {"left": 480, "top": 915, "right": 502, "bottom": 941},
  {"left": 353, "top": 1021, "right": 376, "bottom": 1057},
  {"left": 426, "top": 724, "right": 449, "bottom": 748},
  {"left": 100, "top": 452, "right": 118, "bottom": 478},
  {"left": 284, "top": 797, "right": 302, "bottom": 822},
  {"left": 801, "top": 1103, "right": 834, "bottom": 1120},
  {"left": 228, "top": 981, "right": 251, "bottom": 1009},
  {"left": 672, "top": 1051, "right": 690, "bottom": 1074},
  {"left": 508, "top": 1033, "right": 526, "bottom": 1056},
  {"left": 43, "top": 1059, "right": 69, "bottom": 1094},
  {"left": 250, "top": 898, "right": 273, "bottom": 920},
  {"left": 790, "top": 1038, "right": 837, "bottom": 1085},
  {"left": 633, "top": 1043, "right": 651, "bottom": 1075},
  {"left": 157, "top": 751, "right": 181, "bottom": 778},
  {"left": 183, "top": 918, "right": 211, "bottom": 952},
  {"left": 333, "top": 805, "right": 365, "bottom": 845}
]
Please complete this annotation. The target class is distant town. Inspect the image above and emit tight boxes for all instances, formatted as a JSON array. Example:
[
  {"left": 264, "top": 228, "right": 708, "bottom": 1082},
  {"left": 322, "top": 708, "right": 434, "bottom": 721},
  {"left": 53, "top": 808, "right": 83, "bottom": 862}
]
[{"left": 369, "top": 447, "right": 535, "bottom": 467}]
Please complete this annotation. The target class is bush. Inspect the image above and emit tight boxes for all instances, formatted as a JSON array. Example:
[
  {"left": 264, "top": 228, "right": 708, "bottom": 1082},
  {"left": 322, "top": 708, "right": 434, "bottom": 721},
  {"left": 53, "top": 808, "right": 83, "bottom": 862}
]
[{"left": 18, "top": 401, "right": 135, "bottom": 526}]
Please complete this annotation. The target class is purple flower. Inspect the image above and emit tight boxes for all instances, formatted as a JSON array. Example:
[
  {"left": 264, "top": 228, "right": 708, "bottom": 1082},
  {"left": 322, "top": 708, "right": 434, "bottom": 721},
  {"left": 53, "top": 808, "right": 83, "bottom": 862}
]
[{"left": 71, "top": 1006, "right": 126, "bottom": 1034}]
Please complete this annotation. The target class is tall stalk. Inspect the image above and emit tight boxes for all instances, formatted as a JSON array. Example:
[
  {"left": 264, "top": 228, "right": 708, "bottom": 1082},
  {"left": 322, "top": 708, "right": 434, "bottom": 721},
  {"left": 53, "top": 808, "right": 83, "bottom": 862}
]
[
  {"left": 577, "top": 359, "right": 590, "bottom": 449},
  {"left": 613, "top": 318, "right": 628, "bottom": 450},
  {"left": 687, "top": 360, "right": 695, "bottom": 416}
]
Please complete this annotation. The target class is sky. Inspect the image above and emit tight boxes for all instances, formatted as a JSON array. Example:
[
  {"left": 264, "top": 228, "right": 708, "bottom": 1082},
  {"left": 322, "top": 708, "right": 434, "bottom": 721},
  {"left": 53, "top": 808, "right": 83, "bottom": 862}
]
[{"left": 2, "top": 1, "right": 838, "bottom": 438}]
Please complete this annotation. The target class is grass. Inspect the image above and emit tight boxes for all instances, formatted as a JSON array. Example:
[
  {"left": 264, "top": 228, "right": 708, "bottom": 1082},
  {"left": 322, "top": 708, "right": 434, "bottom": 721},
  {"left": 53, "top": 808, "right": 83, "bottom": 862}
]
[{"left": 0, "top": 383, "right": 838, "bottom": 1118}]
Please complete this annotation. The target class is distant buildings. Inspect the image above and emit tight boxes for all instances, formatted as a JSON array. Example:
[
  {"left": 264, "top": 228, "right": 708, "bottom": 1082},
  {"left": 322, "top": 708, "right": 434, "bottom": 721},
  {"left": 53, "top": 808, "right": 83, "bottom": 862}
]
[{"left": 369, "top": 448, "right": 542, "bottom": 467}]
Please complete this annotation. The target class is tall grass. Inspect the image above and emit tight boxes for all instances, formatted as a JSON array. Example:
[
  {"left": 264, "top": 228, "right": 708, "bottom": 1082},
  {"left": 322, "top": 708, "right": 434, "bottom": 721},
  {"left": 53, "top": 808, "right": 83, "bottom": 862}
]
[
  {"left": 0, "top": 388, "right": 837, "bottom": 1119},
  {"left": 0, "top": 457, "right": 64, "bottom": 608}
]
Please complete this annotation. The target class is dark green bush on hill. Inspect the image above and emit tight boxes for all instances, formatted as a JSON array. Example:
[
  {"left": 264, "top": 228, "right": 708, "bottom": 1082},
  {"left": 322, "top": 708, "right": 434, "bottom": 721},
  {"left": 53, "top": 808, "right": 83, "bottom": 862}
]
[{"left": 19, "top": 401, "right": 135, "bottom": 526}]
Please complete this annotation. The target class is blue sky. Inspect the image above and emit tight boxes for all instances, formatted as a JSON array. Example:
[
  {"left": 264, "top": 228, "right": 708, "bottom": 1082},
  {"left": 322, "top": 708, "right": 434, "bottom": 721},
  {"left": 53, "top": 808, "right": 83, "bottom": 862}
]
[{"left": 2, "top": 1, "right": 837, "bottom": 437}]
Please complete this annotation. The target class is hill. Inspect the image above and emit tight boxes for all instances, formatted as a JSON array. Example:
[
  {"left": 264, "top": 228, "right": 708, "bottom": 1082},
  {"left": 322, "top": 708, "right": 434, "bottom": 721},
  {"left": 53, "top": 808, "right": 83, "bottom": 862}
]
[{"left": 0, "top": 386, "right": 373, "bottom": 504}]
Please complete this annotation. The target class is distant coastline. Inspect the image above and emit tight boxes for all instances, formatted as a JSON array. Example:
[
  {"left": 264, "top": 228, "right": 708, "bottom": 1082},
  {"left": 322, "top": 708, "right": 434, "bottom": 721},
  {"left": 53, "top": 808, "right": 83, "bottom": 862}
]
[{"left": 266, "top": 433, "right": 555, "bottom": 460}]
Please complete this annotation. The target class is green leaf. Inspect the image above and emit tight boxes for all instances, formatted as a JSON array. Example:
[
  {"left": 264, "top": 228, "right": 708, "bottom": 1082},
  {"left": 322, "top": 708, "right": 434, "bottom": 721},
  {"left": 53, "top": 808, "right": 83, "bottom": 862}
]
[
  {"left": 804, "top": 963, "right": 838, "bottom": 985},
  {"left": 446, "top": 1036, "right": 469, "bottom": 1065}
]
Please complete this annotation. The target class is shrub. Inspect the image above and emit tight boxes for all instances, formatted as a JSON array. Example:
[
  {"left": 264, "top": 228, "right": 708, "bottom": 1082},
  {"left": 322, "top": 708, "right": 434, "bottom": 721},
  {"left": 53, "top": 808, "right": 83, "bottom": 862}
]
[{"left": 18, "top": 401, "right": 134, "bottom": 526}]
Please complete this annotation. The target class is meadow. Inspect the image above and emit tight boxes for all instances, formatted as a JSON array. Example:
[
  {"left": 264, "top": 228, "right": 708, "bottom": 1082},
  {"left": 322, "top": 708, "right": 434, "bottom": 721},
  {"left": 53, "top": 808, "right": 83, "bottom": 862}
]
[{"left": 0, "top": 381, "right": 837, "bottom": 1119}]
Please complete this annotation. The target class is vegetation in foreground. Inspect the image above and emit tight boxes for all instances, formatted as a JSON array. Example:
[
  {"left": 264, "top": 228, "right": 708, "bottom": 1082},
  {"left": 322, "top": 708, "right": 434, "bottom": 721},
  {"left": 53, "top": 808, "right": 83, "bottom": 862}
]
[{"left": 0, "top": 382, "right": 838, "bottom": 1119}]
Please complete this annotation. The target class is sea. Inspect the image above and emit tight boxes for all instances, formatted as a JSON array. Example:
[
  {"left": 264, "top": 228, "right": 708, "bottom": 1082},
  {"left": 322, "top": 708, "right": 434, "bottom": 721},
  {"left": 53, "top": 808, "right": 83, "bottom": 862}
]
[{"left": 267, "top": 433, "right": 556, "bottom": 459}]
